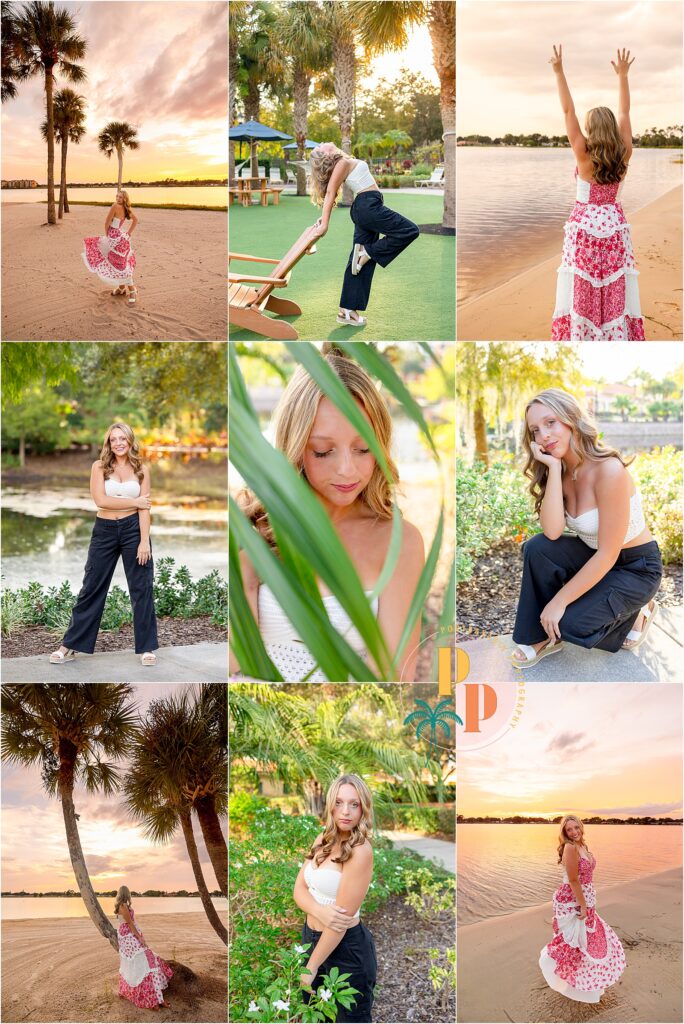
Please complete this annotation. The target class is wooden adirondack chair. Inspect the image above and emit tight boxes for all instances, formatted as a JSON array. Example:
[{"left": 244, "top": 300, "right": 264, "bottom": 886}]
[{"left": 229, "top": 226, "right": 318, "bottom": 339}]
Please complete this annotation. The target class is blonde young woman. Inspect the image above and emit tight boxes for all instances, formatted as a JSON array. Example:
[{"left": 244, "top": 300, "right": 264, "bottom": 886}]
[
  {"left": 511, "top": 389, "right": 662, "bottom": 668},
  {"left": 549, "top": 46, "right": 644, "bottom": 340},
  {"left": 539, "top": 816, "right": 626, "bottom": 1002},
  {"left": 115, "top": 886, "right": 173, "bottom": 1009},
  {"left": 309, "top": 144, "right": 419, "bottom": 327},
  {"left": 49, "top": 422, "right": 158, "bottom": 667},
  {"left": 230, "top": 347, "right": 425, "bottom": 682},
  {"left": 83, "top": 189, "right": 139, "bottom": 305},
  {"left": 293, "top": 774, "right": 377, "bottom": 1023}
]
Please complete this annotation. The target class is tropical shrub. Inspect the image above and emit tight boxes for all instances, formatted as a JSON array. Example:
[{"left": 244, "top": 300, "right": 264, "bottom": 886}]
[
  {"left": 428, "top": 948, "right": 456, "bottom": 1010},
  {"left": 402, "top": 866, "right": 456, "bottom": 921},
  {"left": 0, "top": 557, "right": 228, "bottom": 636},
  {"left": 456, "top": 457, "right": 539, "bottom": 582},
  {"left": 631, "top": 446, "right": 682, "bottom": 564}
]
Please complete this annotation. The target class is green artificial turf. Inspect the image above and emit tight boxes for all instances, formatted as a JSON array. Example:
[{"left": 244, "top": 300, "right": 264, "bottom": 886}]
[{"left": 229, "top": 192, "right": 455, "bottom": 341}]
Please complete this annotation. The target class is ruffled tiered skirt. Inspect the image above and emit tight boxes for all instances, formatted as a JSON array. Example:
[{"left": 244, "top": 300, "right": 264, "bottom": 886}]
[
  {"left": 539, "top": 880, "right": 626, "bottom": 1002},
  {"left": 552, "top": 201, "right": 645, "bottom": 340},
  {"left": 83, "top": 226, "right": 136, "bottom": 284},
  {"left": 118, "top": 929, "right": 172, "bottom": 1008}
]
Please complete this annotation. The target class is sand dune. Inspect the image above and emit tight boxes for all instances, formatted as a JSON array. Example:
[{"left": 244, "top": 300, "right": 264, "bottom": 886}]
[
  {"left": 1, "top": 911, "right": 226, "bottom": 1023},
  {"left": 1, "top": 204, "right": 227, "bottom": 342},
  {"left": 457, "top": 186, "right": 683, "bottom": 341},
  {"left": 457, "top": 868, "right": 682, "bottom": 1023}
]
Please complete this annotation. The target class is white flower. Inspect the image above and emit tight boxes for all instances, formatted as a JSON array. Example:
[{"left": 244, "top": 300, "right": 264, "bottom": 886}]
[
  {"left": 273, "top": 999, "right": 290, "bottom": 1012},
  {"left": 294, "top": 944, "right": 306, "bottom": 954},
  {"left": 235, "top": 862, "right": 243, "bottom": 869},
  {"left": 318, "top": 988, "right": 332, "bottom": 1002},
  {"left": 248, "top": 1001, "right": 259, "bottom": 1013}
]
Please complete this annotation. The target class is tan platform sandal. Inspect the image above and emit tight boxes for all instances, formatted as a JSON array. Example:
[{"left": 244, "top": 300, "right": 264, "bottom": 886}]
[
  {"left": 127, "top": 286, "right": 137, "bottom": 305},
  {"left": 622, "top": 600, "right": 658, "bottom": 650},
  {"left": 141, "top": 652, "right": 157, "bottom": 666},
  {"left": 511, "top": 638, "right": 564, "bottom": 669},
  {"left": 49, "top": 648, "right": 77, "bottom": 664},
  {"left": 112, "top": 284, "right": 127, "bottom": 296}
]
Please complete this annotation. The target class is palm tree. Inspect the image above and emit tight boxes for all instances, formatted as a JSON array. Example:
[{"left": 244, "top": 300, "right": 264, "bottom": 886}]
[
  {"left": 97, "top": 121, "right": 139, "bottom": 190},
  {"left": 228, "top": 0, "right": 249, "bottom": 180},
  {"left": 11, "top": 1, "right": 86, "bottom": 224},
  {"left": 237, "top": 2, "right": 288, "bottom": 175},
  {"left": 41, "top": 87, "right": 85, "bottom": 217},
  {"left": 123, "top": 689, "right": 227, "bottom": 945},
  {"left": 1, "top": 2, "right": 24, "bottom": 102},
  {"left": 0, "top": 683, "right": 139, "bottom": 951},
  {"left": 277, "top": 1, "right": 331, "bottom": 196}
]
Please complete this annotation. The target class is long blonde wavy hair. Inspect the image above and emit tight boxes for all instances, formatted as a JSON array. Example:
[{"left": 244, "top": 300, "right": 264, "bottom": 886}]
[
  {"left": 100, "top": 422, "right": 145, "bottom": 482},
  {"left": 522, "top": 388, "right": 633, "bottom": 515},
  {"left": 557, "top": 815, "right": 589, "bottom": 863},
  {"left": 306, "top": 773, "right": 374, "bottom": 867},
  {"left": 239, "top": 345, "right": 398, "bottom": 548},
  {"left": 114, "top": 884, "right": 132, "bottom": 915},
  {"left": 584, "top": 107, "right": 628, "bottom": 184},
  {"left": 309, "top": 144, "right": 353, "bottom": 207},
  {"left": 117, "top": 189, "right": 133, "bottom": 220}
]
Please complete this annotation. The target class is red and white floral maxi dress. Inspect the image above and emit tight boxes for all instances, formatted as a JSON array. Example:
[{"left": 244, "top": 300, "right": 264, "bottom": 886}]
[
  {"left": 552, "top": 171, "right": 645, "bottom": 341},
  {"left": 118, "top": 907, "right": 173, "bottom": 1008},
  {"left": 539, "top": 852, "right": 626, "bottom": 1003},
  {"left": 83, "top": 217, "right": 136, "bottom": 285}
]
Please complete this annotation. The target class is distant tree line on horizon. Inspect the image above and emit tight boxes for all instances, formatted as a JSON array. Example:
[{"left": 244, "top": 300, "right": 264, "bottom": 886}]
[
  {"left": 1, "top": 178, "right": 228, "bottom": 190},
  {"left": 458, "top": 126, "right": 683, "bottom": 148},
  {"left": 2, "top": 888, "right": 223, "bottom": 898},
  {"left": 457, "top": 815, "right": 683, "bottom": 825}
]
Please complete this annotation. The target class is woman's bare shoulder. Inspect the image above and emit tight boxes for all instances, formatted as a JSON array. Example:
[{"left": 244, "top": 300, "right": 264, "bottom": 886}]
[
  {"left": 91, "top": 459, "right": 104, "bottom": 471},
  {"left": 347, "top": 839, "right": 373, "bottom": 866}
]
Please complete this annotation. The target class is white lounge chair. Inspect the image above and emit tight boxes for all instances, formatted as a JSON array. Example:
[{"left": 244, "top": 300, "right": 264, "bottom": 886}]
[
  {"left": 240, "top": 167, "right": 252, "bottom": 179},
  {"left": 258, "top": 165, "right": 266, "bottom": 177},
  {"left": 416, "top": 166, "right": 444, "bottom": 188},
  {"left": 285, "top": 167, "right": 297, "bottom": 185},
  {"left": 270, "top": 167, "right": 283, "bottom": 184}
]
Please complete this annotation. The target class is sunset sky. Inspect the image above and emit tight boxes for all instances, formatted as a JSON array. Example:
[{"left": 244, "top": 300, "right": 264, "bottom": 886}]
[
  {"left": 457, "top": 0, "right": 683, "bottom": 137},
  {"left": 1, "top": 684, "right": 223, "bottom": 893},
  {"left": 458, "top": 684, "right": 683, "bottom": 819},
  {"left": 1, "top": 1, "right": 227, "bottom": 182}
]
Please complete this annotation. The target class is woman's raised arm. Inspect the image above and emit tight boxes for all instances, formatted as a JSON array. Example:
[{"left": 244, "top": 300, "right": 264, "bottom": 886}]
[
  {"left": 314, "top": 159, "right": 353, "bottom": 235},
  {"left": 611, "top": 48, "right": 635, "bottom": 157},
  {"left": 549, "top": 45, "right": 587, "bottom": 160},
  {"left": 562, "top": 843, "right": 587, "bottom": 919}
]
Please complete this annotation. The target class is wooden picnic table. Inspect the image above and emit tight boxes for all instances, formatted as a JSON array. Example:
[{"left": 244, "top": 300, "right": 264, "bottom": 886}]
[{"left": 229, "top": 177, "right": 282, "bottom": 207}]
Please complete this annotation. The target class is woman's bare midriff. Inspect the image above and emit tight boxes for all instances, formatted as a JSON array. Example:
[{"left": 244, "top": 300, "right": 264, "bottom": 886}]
[
  {"left": 97, "top": 509, "right": 138, "bottom": 521},
  {"left": 306, "top": 911, "right": 327, "bottom": 931},
  {"left": 355, "top": 184, "right": 380, "bottom": 195}
]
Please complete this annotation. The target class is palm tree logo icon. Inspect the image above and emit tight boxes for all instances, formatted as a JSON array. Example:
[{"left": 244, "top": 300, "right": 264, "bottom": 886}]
[{"left": 404, "top": 698, "right": 461, "bottom": 760}]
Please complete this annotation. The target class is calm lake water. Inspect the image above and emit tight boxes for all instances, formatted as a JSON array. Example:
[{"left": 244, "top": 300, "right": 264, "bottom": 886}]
[
  {"left": 1, "top": 895, "right": 227, "bottom": 921},
  {"left": 457, "top": 148, "right": 683, "bottom": 303},
  {"left": 1, "top": 185, "right": 226, "bottom": 207},
  {"left": 458, "top": 823, "right": 682, "bottom": 926}
]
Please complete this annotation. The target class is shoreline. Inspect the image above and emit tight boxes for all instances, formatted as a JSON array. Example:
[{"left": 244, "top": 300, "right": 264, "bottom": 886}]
[
  {"left": 457, "top": 184, "right": 683, "bottom": 341},
  {"left": 1, "top": 911, "right": 227, "bottom": 1022},
  {"left": 458, "top": 867, "right": 682, "bottom": 1023}
]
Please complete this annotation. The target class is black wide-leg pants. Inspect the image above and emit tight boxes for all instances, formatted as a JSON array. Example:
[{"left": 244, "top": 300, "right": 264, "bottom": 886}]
[
  {"left": 302, "top": 920, "right": 377, "bottom": 1023},
  {"left": 62, "top": 513, "right": 159, "bottom": 654},
  {"left": 512, "top": 534, "right": 662, "bottom": 653},
  {"left": 339, "top": 191, "right": 419, "bottom": 311}
]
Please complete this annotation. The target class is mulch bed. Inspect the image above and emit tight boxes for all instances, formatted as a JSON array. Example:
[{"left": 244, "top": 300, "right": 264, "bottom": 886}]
[
  {"left": 457, "top": 538, "right": 682, "bottom": 641},
  {"left": 365, "top": 894, "right": 455, "bottom": 1023},
  {"left": 1, "top": 615, "right": 226, "bottom": 659}
]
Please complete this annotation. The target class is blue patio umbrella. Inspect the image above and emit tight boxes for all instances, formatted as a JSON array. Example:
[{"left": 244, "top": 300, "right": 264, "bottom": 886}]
[
  {"left": 229, "top": 120, "right": 293, "bottom": 170},
  {"left": 283, "top": 138, "right": 321, "bottom": 151}
]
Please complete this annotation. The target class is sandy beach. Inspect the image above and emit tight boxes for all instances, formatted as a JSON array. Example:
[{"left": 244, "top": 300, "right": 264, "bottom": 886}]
[
  {"left": 458, "top": 185, "right": 683, "bottom": 341},
  {"left": 1, "top": 204, "right": 227, "bottom": 341},
  {"left": 457, "top": 867, "right": 682, "bottom": 1023},
  {"left": 1, "top": 911, "right": 226, "bottom": 1022}
]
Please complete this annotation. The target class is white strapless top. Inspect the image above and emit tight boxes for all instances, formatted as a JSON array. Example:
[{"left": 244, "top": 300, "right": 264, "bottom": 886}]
[
  {"left": 303, "top": 860, "right": 360, "bottom": 918},
  {"left": 565, "top": 490, "right": 645, "bottom": 549},
  {"left": 112, "top": 217, "right": 124, "bottom": 228},
  {"left": 105, "top": 478, "right": 141, "bottom": 498},
  {"left": 346, "top": 160, "right": 376, "bottom": 195}
]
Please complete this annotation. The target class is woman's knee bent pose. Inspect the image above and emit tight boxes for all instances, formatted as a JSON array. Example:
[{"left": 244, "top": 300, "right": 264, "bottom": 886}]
[
  {"left": 50, "top": 422, "right": 159, "bottom": 667},
  {"left": 539, "top": 816, "right": 626, "bottom": 1002},
  {"left": 309, "top": 144, "right": 419, "bottom": 327},
  {"left": 83, "top": 189, "right": 139, "bottom": 305},
  {"left": 293, "top": 774, "right": 378, "bottom": 1023},
  {"left": 512, "top": 389, "right": 662, "bottom": 668},
  {"left": 549, "top": 45, "right": 644, "bottom": 340}
]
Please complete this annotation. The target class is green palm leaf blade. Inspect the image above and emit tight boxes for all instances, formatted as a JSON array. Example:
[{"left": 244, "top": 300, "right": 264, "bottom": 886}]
[
  {"left": 394, "top": 507, "right": 444, "bottom": 672},
  {"left": 228, "top": 344, "right": 259, "bottom": 423},
  {"left": 336, "top": 342, "right": 438, "bottom": 459},
  {"left": 367, "top": 500, "right": 403, "bottom": 605},
  {"left": 417, "top": 342, "right": 446, "bottom": 378},
  {"left": 229, "top": 527, "right": 282, "bottom": 681},
  {"left": 230, "top": 499, "right": 379, "bottom": 681},
  {"left": 229, "top": 400, "right": 392, "bottom": 675},
  {"left": 431, "top": 554, "right": 455, "bottom": 680}
]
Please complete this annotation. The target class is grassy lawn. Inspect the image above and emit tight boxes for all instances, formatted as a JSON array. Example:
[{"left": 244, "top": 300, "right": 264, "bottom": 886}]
[{"left": 229, "top": 192, "right": 455, "bottom": 341}]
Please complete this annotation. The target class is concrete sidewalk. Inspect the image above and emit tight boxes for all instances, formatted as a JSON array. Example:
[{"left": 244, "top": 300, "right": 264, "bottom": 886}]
[
  {"left": 1, "top": 642, "right": 228, "bottom": 683},
  {"left": 459, "top": 604, "right": 682, "bottom": 682},
  {"left": 380, "top": 830, "right": 455, "bottom": 873}
]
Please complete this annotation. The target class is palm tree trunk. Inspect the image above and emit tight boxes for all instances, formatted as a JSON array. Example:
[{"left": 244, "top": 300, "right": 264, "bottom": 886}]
[
  {"left": 58, "top": 137, "right": 67, "bottom": 219},
  {"left": 428, "top": 1, "right": 455, "bottom": 231},
  {"left": 58, "top": 768, "right": 118, "bottom": 951},
  {"left": 195, "top": 796, "right": 227, "bottom": 897},
  {"left": 229, "top": 38, "right": 239, "bottom": 181},
  {"left": 179, "top": 809, "right": 227, "bottom": 945},
  {"left": 245, "top": 79, "right": 260, "bottom": 176},
  {"left": 293, "top": 65, "right": 311, "bottom": 197},
  {"left": 473, "top": 400, "right": 489, "bottom": 467},
  {"left": 333, "top": 31, "right": 355, "bottom": 207},
  {"left": 117, "top": 147, "right": 123, "bottom": 190},
  {"left": 64, "top": 175, "right": 70, "bottom": 214},
  {"left": 45, "top": 67, "right": 56, "bottom": 225}
]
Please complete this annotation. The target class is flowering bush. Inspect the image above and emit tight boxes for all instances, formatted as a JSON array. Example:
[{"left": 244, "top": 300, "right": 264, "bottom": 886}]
[
  {"left": 631, "top": 446, "right": 683, "bottom": 565},
  {"left": 241, "top": 943, "right": 360, "bottom": 1023}
]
